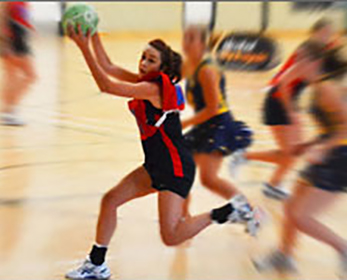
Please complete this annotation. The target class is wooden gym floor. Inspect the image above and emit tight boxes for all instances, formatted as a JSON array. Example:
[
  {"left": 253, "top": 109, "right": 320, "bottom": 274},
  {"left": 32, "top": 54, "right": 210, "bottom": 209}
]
[{"left": 0, "top": 32, "right": 347, "bottom": 280}]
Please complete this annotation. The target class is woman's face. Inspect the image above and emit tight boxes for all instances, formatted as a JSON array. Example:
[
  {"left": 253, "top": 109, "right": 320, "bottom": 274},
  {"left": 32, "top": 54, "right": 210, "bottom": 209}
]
[
  {"left": 138, "top": 45, "right": 162, "bottom": 78},
  {"left": 313, "top": 25, "right": 333, "bottom": 44},
  {"left": 303, "top": 59, "right": 323, "bottom": 82},
  {"left": 182, "top": 27, "right": 205, "bottom": 61}
]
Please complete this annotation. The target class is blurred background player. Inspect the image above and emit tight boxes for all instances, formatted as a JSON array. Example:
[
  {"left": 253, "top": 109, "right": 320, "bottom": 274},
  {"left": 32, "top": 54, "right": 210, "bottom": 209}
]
[
  {"left": 182, "top": 25, "right": 253, "bottom": 211},
  {"left": 0, "top": 2, "right": 36, "bottom": 126},
  {"left": 253, "top": 42, "right": 347, "bottom": 279},
  {"left": 231, "top": 19, "right": 340, "bottom": 200}
]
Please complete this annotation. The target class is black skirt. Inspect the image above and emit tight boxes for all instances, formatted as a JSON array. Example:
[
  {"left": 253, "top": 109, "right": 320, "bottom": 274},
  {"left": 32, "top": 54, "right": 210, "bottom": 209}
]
[
  {"left": 184, "top": 112, "right": 253, "bottom": 156},
  {"left": 301, "top": 145, "right": 347, "bottom": 192},
  {"left": 263, "top": 86, "right": 291, "bottom": 126},
  {"left": 143, "top": 131, "right": 196, "bottom": 199}
]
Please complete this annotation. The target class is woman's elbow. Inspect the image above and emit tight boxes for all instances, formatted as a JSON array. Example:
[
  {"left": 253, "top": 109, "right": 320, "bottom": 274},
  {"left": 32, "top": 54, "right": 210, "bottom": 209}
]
[
  {"left": 207, "top": 106, "right": 220, "bottom": 117},
  {"left": 96, "top": 81, "right": 109, "bottom": 93}
]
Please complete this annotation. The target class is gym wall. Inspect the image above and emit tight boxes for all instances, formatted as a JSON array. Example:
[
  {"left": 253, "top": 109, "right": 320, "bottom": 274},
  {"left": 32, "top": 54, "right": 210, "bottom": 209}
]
[
  {"left": 69, "top": 2, "right": 182, "bottom": 32},
  {"left": 216, "top": 2, "right": 344, "bottom": 33},
  {"left": 66, "top": 2, "right": 345, "bottom": 34}
]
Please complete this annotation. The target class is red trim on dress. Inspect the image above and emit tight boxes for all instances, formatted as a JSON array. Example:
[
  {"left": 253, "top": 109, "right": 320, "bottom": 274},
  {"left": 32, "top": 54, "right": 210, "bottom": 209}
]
[{"left": 159, "top": 127, "right": 184, "bottom": 177}]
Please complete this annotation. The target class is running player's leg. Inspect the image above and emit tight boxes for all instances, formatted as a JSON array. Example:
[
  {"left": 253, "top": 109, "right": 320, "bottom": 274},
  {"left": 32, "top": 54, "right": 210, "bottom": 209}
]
[
  {"left": 195, "top": 152, "right": 239, "bottom": 199},
  {"left": 66, "top": 166, "right": 155, "bottom": 280},
  {"left": 12, "top": 55, "right": 36, "bottom": 103},
  {"left": 1, "top": 56, "right": 18, "bottom": 113},
  {"left": 96, "top": 166, "right": 156, "bottom": 246},
  {"left": 158, "top": 191, "right": 212, "bottom": 246},
  {"left": 280, "top": 180, "right": 310, "bottom": 255},
  {"left": 288, "top": 183, "right": 347, "bottom": 253},
  {"left": 267, "top": 124, "right": 299, "bottom": 187},
  {"left": 158, "top": 189, "right": 261, "bottom": 246}
]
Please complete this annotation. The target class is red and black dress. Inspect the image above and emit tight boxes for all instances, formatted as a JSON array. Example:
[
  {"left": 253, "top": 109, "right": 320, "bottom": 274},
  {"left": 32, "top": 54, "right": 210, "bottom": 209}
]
[
  {"left": 128, "top": 72, "right": 195, "bottom": 199},
  {"left": 263, "top": 50, "right": 308, "bottom": 126}
]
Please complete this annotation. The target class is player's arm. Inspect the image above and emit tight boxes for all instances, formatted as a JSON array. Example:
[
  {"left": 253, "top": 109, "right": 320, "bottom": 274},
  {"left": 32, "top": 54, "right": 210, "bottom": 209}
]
[
  {"left": 181, "top": 66, "right": 220, "bottom": 129},
  {"left": 91, "top": 32, "right": 139, "bottom": 83},
  {"left": 68, "top": 25, "right": 159, "bottom": 101}
]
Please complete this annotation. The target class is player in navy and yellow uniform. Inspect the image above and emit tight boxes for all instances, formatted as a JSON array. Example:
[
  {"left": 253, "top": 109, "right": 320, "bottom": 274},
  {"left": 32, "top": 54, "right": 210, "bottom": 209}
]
[
  {"left": 0, "top": 2, "right": 36, "bottom": 126},
  {"left": 231, "top": 19, "right": 341, "bottom": 200},
  {"left": 182, "top": 25, "right": 253, "bottom": 208},
  {"left": 184, "top": 58, "right": 250, "bottom": 155},
  {"left": 65, "top": 27, "right": 261, "bottom": 280},
  {"left": 253, "top": 47, "right": 347, "bottom": 276}
]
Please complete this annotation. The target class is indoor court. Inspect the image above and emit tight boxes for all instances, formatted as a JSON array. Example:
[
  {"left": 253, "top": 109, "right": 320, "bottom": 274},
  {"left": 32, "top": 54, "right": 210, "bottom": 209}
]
[{"left": 1, "top": 2, "right": 347, "bottom": 280}]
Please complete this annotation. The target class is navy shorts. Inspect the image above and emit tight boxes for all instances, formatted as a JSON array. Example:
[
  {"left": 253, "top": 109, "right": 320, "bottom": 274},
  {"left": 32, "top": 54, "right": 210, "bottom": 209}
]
[{"left": 301, "top": 146, "right": 347, "bottom": 193}]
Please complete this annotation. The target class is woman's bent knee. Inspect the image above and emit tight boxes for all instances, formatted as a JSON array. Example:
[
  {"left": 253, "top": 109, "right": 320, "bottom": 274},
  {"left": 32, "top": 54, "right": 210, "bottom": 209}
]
[
  {"left": 160, "top": 231, "right": 181, "bottom": 247},
  {"left": 101, "top": 190, "right": 119, "bottom": 209},
  {"left": 200, "top": 174, "right": 218, "bottom": 190}
]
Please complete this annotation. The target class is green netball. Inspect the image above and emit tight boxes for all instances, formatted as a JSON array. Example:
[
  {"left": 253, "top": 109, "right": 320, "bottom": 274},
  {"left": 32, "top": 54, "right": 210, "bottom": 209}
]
[{"left": 62, "top": 4, "right": 99, "bottom": 36}]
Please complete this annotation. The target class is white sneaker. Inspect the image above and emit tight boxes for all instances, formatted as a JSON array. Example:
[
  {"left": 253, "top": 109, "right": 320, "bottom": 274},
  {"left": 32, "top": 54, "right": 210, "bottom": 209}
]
[
  {"left": 66, "top": 259, "right": 111, "bottom": 280},
  {"left": 252, "top": 250, "right": 298, "bottom": 274},
  {"left": 1, "top": 112, "right": 26, "bottom": 126},
  {"left": 338, "top": 251, "right": 347, "bottom": 279},
  {"left": 262, "top": 183, "right": 290, "bottom": 201},
  {"left": 228, "top": 149, "right": 247, "bottom": 178},
  {"left": 228, "top": 194, "right": 264, "bottom": 237}
]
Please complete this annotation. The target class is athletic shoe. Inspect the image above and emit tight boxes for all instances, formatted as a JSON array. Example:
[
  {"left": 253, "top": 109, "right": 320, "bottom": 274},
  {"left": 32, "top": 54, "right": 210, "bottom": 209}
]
[
  {"left": 228, "top": 149, "right": 247, "bottom": 178},
  {"left": 228, "top": 194, "right": 264, "bottom": 237},
  {"left": 65, "top": 259, "right": 111, "bottom": 280},
  {"left": 262, "top": 183, "right": 290, "bottom": 201},
  {"left": 252, "top": 250, "right": 298, "bottom": 274},
  {"left": 338, "top": 251, "right": 347, "bottom": 279},
  {"left": 1, "top": 112, "right": 26, "bottom": 126}
]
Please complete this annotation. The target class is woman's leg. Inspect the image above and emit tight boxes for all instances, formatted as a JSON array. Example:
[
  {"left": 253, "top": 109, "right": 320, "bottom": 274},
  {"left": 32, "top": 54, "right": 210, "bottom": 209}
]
[
  {"left": 245, "top": 125, "right": 299, "bottom": 188},
  {"left": 10, "top": 55, "right": 36, "bottom": 104},
  {"left": 267, "top": 125, "right": 300, "bottom": 187},
  {"left": 1, "top": 55, "right": 36, "bottom": 116},
  {"left": 287, "top": 183, "right": 347, "bottom": 254},
  {"left": 66, "top": 166, "right": 157, "bottom": 279},
  {"left": 280, "top": 180, "right": 311, "bottom": 255},
  {"left": 1, "top": 57, "right": 19, "bottom": 112},
  {"left": 253, "top": 179, "right": 343, "bottom": 273},
  {"left": 95, "top": 166, "right": 156, "bottom": 246},
  {"left": 158, "top": 191, "right": 212, "bottom": 246},
  {"left": 195, "top": 152, "right": 239, "bottom": 199}
]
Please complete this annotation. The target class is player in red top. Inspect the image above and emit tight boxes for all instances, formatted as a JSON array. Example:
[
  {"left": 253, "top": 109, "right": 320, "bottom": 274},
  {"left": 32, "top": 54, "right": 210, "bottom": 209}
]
[
  {"left": 0, "top": 2, "right": 36, "bottom": 126},
  {"left": 231, "top": 19, "right": 339, "bottom": 200},
  {"left": 64, "top": 25, "right": 261, "bottom": 280}
]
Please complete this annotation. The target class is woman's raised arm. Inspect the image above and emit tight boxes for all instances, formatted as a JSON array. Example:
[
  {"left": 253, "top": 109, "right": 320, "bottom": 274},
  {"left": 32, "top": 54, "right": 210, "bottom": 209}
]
[
  {"left": 68, "top": 25, "right": 159, "bottom": 102},
  {"left": 91, "top": 32, "right": 139, "bottom": 83}
]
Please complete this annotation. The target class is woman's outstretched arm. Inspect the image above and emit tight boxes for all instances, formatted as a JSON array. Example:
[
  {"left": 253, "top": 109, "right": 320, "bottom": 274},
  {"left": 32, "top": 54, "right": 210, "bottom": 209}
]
[
  {"left": 68, "top": 25, "right": 159, "bottom": 101},
  {"left": 91, "top": 32, "right": 139, "bottom": 83}
]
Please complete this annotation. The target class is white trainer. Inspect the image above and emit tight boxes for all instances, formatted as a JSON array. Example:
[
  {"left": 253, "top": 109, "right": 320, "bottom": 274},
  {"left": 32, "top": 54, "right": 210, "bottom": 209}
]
[
  {"left": 228, "top": 194, "right": 264, "bottom": 237},
  {"left": 66, "top": 259, "right": 111, "bottom": 280},
  {"left": 262, "top": 183, "right": 290, "bottom": 201},
  {"left": 228, "top": 149, "right": 247, "bottom": 178},
  {"left": 252, "top": 250, "right": 298, "bottom": 274},
  {"left": 1, "top": 112, "right": 26, "bottom": 126},
  {"left": 338, "top": 251, "right": 347, "bottom": 279}
]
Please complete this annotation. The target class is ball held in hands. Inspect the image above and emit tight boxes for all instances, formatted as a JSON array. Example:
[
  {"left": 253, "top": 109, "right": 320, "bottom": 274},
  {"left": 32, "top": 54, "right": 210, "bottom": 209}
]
[{"left": 62, "top": 4, "right": 99, "bottom": 36}]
